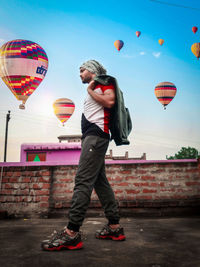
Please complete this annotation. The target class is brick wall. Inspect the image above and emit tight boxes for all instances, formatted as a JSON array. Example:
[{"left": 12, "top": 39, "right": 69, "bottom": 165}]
[{"left": 0, "top": 159, "right": 200, "bottom": 218}]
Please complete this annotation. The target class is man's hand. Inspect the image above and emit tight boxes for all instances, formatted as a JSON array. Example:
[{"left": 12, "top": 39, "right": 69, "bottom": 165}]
[{"left": 87, "top": 80, "right": 96, "bottom": 92}]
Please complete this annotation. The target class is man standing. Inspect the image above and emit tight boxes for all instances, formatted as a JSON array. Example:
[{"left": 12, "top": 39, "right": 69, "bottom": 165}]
[{"left": 41, "top": 60, "right": 126, "bottom": 251}]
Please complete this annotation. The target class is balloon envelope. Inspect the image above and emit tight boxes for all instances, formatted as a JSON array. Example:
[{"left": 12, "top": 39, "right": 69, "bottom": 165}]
[
  {"left": 0, "top": 39, "right": 48, "bottom": 109},
  {"left": 191, "top": 43, "right": 200, "bottom": 60},
  {"left": 114, "top": 40, "right": 124, "bottom": 51},
  {"left": 192, "top": 26, "right": 198, "bottom": 34},
  {"left": 53, "top": 98, "right": 75, "bottom": 126},
  {"left": 158, "top": 39, "right": 164, "bottom": 46},
  {"left": 154, "top": 82, "right": 177, "bottom": 109},
  {"left": 136, "top": 31, "right": 141, "bottom": 37}
]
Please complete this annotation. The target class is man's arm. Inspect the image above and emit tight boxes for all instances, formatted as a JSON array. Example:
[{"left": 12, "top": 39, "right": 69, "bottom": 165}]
[{"left": 87, "top": 80, "right": 115, "bottom": 109}]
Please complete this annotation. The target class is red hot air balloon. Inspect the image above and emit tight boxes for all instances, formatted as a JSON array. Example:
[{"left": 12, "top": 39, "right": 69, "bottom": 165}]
[
  {"left": 192, "top": 26, "right": 198, "bottom": 34},
  {"left": 0, "top": 39, "right": 48, "bottom": 109},
  {"left": 114, "top": 40, "right": 124, "bottom": 51},
  {"left": 136, "top": 31, "right": 141, "bottom": 37},
  {"left": 154, "top": 82, "right": 177, "bottom": 109},
  {"left": 53, "top": 98, "right": 75, "bottom": 126}
]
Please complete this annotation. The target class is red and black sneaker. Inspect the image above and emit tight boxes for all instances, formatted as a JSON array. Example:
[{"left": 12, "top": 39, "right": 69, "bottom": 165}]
[
  {"left": 95, "top": 225, "right": 126, "bottom": 241},
  {"left": 41, "top": 227, "right": 83, "bottom": 251}
]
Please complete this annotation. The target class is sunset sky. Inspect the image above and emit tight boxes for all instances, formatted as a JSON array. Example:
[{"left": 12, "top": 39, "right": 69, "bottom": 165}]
[{"left": 0, "top": 0, "right": 200, "bottom": 161}]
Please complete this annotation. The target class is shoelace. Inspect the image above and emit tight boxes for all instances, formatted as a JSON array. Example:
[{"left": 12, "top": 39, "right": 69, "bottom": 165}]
[{"left": 48, "top": 227, "right": 67, "bottom": 241}]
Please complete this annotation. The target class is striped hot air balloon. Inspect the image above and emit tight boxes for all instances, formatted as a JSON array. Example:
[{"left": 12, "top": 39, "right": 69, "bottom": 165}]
[
  {"left": 53, "top": 98, "right": 75, "bottom": 126},
  {"left": 0, "top": 39, "right": 48, "bottom": 109},
  {"left": 114, "top": 40, "right": 124, "bottom": 51},
  {"left": 154, "top": 82, "right": 177, "bottom": 109}
]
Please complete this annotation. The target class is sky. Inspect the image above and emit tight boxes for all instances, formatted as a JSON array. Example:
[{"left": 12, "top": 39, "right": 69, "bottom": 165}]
[{"left": 0, "top": 0, "right": 200, "bottom": 162}]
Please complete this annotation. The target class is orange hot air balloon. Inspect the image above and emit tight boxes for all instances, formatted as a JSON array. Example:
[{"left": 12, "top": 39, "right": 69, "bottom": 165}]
[
  {"left": 136, "top": 31, "right": 141, "bottom": 37},
  {"left": 191, "top": 43, "right": 200, "bottom": 60},
  {"left": 154, "top": 82, "right": 177, "bottom": 109},
  {"left": 53, "top": 98, "right": 75, "bottom": 126},
  {"left": 0, "top": 39, "right": 48, "bottom": 109},
  {"left": 114, "top": 40, "right": 124, "bottom": 51},
  {"left": 158, "top": 39, "right": 164, "bottom": 46},
  {"left": 192, "top": 26, "right": 198, "bottom": 34}
]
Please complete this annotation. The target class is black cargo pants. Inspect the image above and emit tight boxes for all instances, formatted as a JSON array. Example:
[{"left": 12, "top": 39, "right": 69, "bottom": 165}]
[{"left": 67, "top": 135, "right": 120, "bottom": 232}]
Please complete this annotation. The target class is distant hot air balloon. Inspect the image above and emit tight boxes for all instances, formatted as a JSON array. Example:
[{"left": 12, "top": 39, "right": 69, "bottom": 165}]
[
  {"left": 158, "top": 39, "right": 164, "bottom": 46},
  {"left": 192, "top": 26, "right": 198, "bottom": 34},
  {"left": 53, "top": 98, "right": 75, "bottom": 126},
  {"left": 136, "top": 31, "right": 141, "bottom": 38},
  {"left": 154, "top": 82, "right": 177, "bottom": 109},
  {"left": 0, "top": 39, "right": 48, "bottom": 109},
  {"left": 191, "top": 43, "right": 200, "bottom": 60},
  {"left": 114, "top": 40, "right": 124, "bottom": 51}
]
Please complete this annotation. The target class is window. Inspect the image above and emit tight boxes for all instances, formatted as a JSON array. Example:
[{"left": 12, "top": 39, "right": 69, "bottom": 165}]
[{"left": 27, "top": 152, "right": 46, "bottom": 162}]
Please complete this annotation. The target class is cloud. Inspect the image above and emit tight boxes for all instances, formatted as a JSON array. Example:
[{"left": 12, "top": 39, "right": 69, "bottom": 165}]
[
  {"left": 0, "top": 39, "right": 5, "bottom": 43},
  {"left": 152, "top": 52, "right": 161, "bottom": 58},
  {"left": 139, "top": 51, "right": 146, "bottom": 56}
]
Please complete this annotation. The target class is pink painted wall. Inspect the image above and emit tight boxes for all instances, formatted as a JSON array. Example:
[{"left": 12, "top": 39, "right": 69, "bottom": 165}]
[{"left": 20, "top": 143, "right": 81, "bottom": 164}]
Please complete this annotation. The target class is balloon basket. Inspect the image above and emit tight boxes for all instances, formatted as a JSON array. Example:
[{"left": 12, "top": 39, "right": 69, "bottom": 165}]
[{"left": 19, "top": 104, "right": 25, "bottom": 110}]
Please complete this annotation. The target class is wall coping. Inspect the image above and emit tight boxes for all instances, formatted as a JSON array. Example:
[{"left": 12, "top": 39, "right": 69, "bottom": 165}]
[
  {"left": 0, "top": 159, "right": 197, "bottom": 167},
  {"left": 21, "top": 142, "right": 81, "bottom": 151}
]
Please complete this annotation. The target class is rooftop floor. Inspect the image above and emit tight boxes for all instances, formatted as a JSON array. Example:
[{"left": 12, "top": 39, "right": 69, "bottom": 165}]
[{"left": 0, "top": 216, "right": 200, "bottom": 267}]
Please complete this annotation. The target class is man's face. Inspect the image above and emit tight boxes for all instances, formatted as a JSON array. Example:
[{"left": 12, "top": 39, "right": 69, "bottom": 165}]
[{"left": 80, "top": 68, "right": 94, "bottom": 84}]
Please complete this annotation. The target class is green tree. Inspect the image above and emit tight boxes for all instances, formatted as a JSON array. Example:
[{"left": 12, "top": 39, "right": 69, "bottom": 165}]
[{"left": 166, "top": 146, "right": 199, "bottom": 160}]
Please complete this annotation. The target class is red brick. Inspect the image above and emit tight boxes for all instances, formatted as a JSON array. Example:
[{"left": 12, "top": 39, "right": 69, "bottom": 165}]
[
  {"left": 185, "top": 182, "right": 200, "bottom": 186},
  {"left": 21, "top": 177, "right": 31, "bottom": 183},
  {"left": 109, "top": 176, "right": 123, "bottom": 181},
  {"left": 59, "top": 178, "right": 73, "bottom": 182},
  {"left": 42, "top": 171, "right": 51, "bottom": 176},
  {"left": 126, "top": 189, "right": 140, "bottom": 194},
  {"left": 113, "top": 189, "right": 123, "bottom": 194},
  {"left": 141, "top": 176, "right": 155, "bottom": 181},
  {"left": 133, "top": 182, "right": 149, "bottom": 187},
  {"left": 125, "top": 176, "right": 138, "bottom": 180},
  {"left": 39, "top": 177, "right": 50, "bottom": 183},
  {"left": 149, "top": 182, "right": 165, "bottom": 187},
  {"left": 2, "top": 178, "right": 9, "bottom": 183},
  {"left": 160, "top": 188, "right": 175, "bottom": 192},
  {"left": 115, "top": 182, "right": 129, "bottom": 187},
  {"left": 9, "top": 178, "right": 18, "bottom": 183},
  {"left": 4, "top": 184, "right": 13, "bottom": 189},
  {"left": 143, "top": 189, "right": 157, "bottom": 193},
  {"left": 40, "top": 202, "right": 49, "bottom": 208},
  {"left": 33, "top": 184, "right": 42, "bottom": 189},
  {"left": 0, "top": 189, "right": 12, "bottom": 195},
  {"left": 41, "top": 196, "right": 49, "bottom": 202},
  {"left": 136, "top": 195, "right": 152, "bottom": 200},
  {"left": 185, "top": 169, "right": 198, "bottom": 173},
  {"left": 42, "top": 183, "right": 50, "bottom": 189},
  {"left": 35, "top": 190, "right": 50, "bottom": 196}
]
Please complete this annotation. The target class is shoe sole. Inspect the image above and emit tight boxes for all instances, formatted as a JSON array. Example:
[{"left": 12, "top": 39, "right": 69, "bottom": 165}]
[
  {"left": 96, "top": 235, "right": 126, "bottom": 241},
  {"left": 42, "top": 241, "right": 83, "bottom": 251}
]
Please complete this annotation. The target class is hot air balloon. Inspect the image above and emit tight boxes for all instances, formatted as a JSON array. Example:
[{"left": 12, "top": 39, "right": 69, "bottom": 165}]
[
  {"left": 53, "top": 98, "right": 75, "bottom": 126},
  {"left": 136, "top": 31, "right": 141, "bottom": 38},
  {"left": 158, "top": 39, "right": 164, "bottom": 46},
  {"left": 0, "top": 39, "right": 48, "bottom": 109},
  {"left": 192, "top": 26, "right": 198, "bottom": 34},
  {"left": 154, "top": 82, "right": 177, "bottom": 109},
  {"left": 114, "top": 40, "right": 124, "bottom": 51},
  {"left": 191, "top": 43, "right": 200, "bottom": 60}
]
